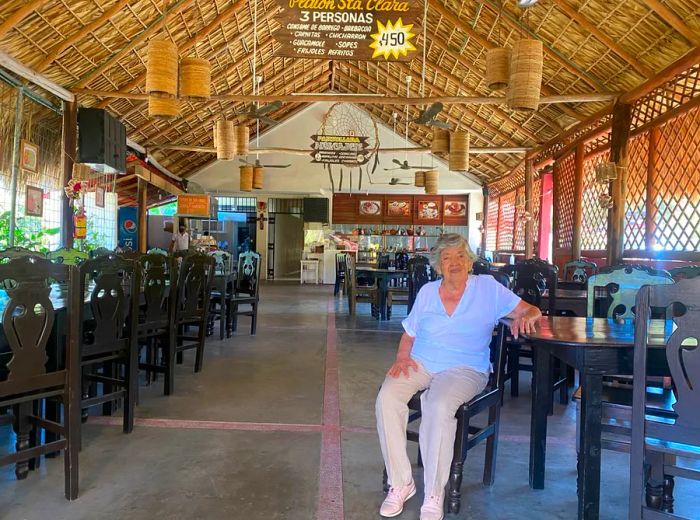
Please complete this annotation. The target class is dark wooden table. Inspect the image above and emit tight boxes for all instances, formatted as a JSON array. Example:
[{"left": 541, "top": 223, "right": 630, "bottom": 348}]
[
  {"left": 355, "top": 267, "right": 408, "bottom": 320},
  {"left": 525, "top": 316, "right": 672, "bottom": 520},
  {"left": 540, "top": 288, "right": 588, "bottom": 316}
]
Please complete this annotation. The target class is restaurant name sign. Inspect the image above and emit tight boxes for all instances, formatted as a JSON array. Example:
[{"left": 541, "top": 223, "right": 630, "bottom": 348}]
[
  {"left": 273, "top": 0, "right": 421, "bottom": 61},
  {"left": 310, "top": 134, "right": 370, "bottom": 165},
  {"left": 177, "top": 194, "right": 212, "bottom": 218}
]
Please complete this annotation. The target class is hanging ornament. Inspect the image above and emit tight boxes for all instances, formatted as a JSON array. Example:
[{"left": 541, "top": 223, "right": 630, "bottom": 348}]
[
  {"left": 64, "top": 179, "right": 86, "bottom": 200},
  {"left": 598, "top": 193, "right": 613, "bottom": 209}
]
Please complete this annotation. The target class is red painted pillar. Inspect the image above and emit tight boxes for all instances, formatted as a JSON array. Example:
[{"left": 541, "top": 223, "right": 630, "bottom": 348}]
[{"left": 538, "top": 171, "right": 553, "bottom": 261}]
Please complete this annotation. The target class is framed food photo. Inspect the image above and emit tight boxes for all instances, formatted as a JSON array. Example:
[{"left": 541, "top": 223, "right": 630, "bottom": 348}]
[
  {"left": 25, "top": 185, "right": 43, "bottom": 217},
  {"left": 358, "top": 199, "right": 381, "bottom": 216},
  {"left": 385, "top": 197, "right": 412, "bottom": 223},
  {"left": 95, "top": 186, "right": 106, "bottom": 208},
  {"left": 21, "top": 140, "right": 39, "bottom": 173},
  {"left": 443, "top": 196, "right": 469, "bottom": 225},
  {"left": 416, "top": 199, "right": 442, "bottom": 223}
]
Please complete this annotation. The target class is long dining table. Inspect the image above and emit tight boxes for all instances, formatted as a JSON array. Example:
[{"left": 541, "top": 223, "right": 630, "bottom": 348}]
[
  {"left": 355, "top": 267, "right": 408, "bottom": 320},
  {"left": 524, "top": 316, "right": 673, "bottom": 520}
]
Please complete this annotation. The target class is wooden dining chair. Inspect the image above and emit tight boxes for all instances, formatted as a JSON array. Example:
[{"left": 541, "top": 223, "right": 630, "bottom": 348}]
[
  {"left": 147, "top": 247, "right": 168, "bottom": 256},
  {"left": 383, "top": 323, "right": 508, "bottom": 514},
  {"left": 89, "top": 247, "right": 111, "bottom": 258},
  {"left": 0, "top": 255, "right": 80, "bottom": 499},
  {"left": 629, "top": 278, "right": 700, "bottom": 518},
  {"left": 207, "top": 251, "right": 234, "bottom": 339},
  {"left": 668, "top": 264, "right": 700, "bottom": 281},
  {"left": 172, "top": 253, "right": 215, "bottom": 381},
  {"left": 229, "top": 251, "right": 261, "bottom": 336},
  {"left": 471, "top": 257, "right": 491, "bottom": 275},
  {"left": 47, "top": 247, "right": 89, "bottom": 266},
  {"left": 344, "top": 254, "right": 379, "bottom": 318},
  {"left": 0, "top": 246, "right": 39, "bottom": 262},
  {"left": 334, "top": 253, "right": 347, "bottom": 296},
  {"left": 78, "top": 254, "right": 140, "bottom": 440},
  {"left": 563, "top": 258, "right": 598, "bottom": 284},
  {"left": 406, "top": 255, "right": 437, "bottom": 314}
]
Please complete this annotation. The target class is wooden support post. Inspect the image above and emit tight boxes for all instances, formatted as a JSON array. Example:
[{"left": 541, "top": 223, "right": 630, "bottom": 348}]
[
  {"left": 645, "top": 127, "right": 660, "bottom": 251},
  {"left": 525, "top": 158, "right": 535, "bottom": 259},
  {"left": 572, "top": 143, "right": 585, "bottom": 260},
  {"left": 61, "top": 100, "right": 77, "bottom": 248},
  {"left": 480, "top": 187, "right": 489, "bottom": 255},
  {"left": 137, "top": 178, "right": 147, "bottom": 253},
  {"left": 608, "top": 103, "right": 632, "bottom": 265},
  {"left": 8, "top": 87, "right": 23, "bottom": 247}
]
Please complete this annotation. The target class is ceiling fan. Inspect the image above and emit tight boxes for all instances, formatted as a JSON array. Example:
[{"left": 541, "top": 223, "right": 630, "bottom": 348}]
[
  {"left": 235, "top": 101, "right": 283, "bottom": 125},
  {"left": 384, "top": 158, "right": 424, "bottom": 171},
  {"left": 386, "top": 177, "right": 411, "bottom": 186},
  {"left": 413, "top": 102, "right": 453, "bottom": 129},
  {"left": 239, "top": 157, "right": 291, "bottom": 169}
]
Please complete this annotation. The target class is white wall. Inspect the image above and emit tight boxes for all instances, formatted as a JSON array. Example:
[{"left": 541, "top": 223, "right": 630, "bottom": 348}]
[{"left": 190, "top": 102, "right": 486, "bottom": 273}]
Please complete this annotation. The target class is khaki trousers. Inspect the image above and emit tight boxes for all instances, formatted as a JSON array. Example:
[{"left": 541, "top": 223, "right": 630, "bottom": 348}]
[{"left": 375, "top": 361, "right": 488, "bottom": 496}]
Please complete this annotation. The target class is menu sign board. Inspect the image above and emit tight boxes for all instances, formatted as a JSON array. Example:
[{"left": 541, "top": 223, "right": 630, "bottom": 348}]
[
  {"left": 177, "top": 194, "right": 211, "bottom": 218},
  {"left": 273, "top": 0, "right": 421, "bottom": 61},
  {"left": 310, "top": 134, "right": 370, "bottom": 165}
]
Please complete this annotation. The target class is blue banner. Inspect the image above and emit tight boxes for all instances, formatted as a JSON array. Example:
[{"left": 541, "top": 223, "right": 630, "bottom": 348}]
[{"left": 118, "top": 207, "right": 138, "bottom": 249}]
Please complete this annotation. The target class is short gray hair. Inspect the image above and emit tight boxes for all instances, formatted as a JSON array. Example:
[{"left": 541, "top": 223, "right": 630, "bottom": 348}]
[{"left": 429, "top": 233, "right": 477, "bottom": 272}]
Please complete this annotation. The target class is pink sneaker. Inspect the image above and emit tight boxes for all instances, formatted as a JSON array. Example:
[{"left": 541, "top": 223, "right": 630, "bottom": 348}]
[
  {"left": 380, "top": 480, "right": 416, "bottom": 517},
  {"left": 419, "top": 494, "right": 444, "bottom": 520}
]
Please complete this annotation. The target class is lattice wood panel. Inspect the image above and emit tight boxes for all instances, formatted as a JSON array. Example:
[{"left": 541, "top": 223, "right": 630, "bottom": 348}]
[
  {"left": 514, "top": 186, "right": 526, "bottom": 251},
  {"left": 497, "top": 190, "right": 516, "bottom": 251},
  {"left": 625, "top": 133, "right": 649, "bottom": 250},
  {"left": 653, "top": 106, "right": 700, "bottom": 251},
  {"left": 485, "top": 196, "right": 499, "bottom": 252},
  {"left": 632, "top": 65, "right": 700, "bottom": 130},
  {"left": 581, "top": 151, "right": 610, "bottom": 251},
  {"left": 532, "top": 176, "right": 542, "bottom": 251},
  {"left": 555, "top": 153, "right": 576, "bottom": 249}
]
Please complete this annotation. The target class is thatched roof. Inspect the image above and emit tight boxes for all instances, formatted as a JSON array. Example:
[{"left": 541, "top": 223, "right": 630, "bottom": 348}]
[{"left": 0, "top": 0, "right": 697, "bottom": 183}]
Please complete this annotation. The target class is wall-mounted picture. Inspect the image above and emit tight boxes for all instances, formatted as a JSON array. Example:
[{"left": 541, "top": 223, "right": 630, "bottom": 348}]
[
  {"left": 386, "top": 199, "right": 411, "bottom": 217},
  {"left": 417, "top": 200, "right": 440, "bottom": 220},
  {"left": 359, "top": 199, "right": 381, "bottom": 216},
  {"left": 95, "top": 186, "right": 106, "bottom": 208},
  {"left": 21, "top": 140, "right": 39, "bottom": 173},
  {"left": 444, "top": 200, "right": 467, "bottom": 218},
  {"left": 25, "top": 185, "right": 43, "bottom": 217}
]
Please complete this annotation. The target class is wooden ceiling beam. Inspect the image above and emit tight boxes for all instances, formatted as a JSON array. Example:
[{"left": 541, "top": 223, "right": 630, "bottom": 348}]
[
  {"left": 70, "top": 0, "right": 198, "bottom": 89},
  {"left": 476, "top": 0, "right": 607, "bottom": 92},
  {"left": 0, "top": 0, "right": 51, "bottom": 40},
  {"left": 641, "top": 0, "right": 700, "bottom": 46},
  {"left": 427, "top": 1, "right": 583, "bottom": 121},
  {"left": 36, "top": 0, "right": 131, "bottom": 71},
  {"left": 94, "top": 0, "right": 262, "bottom": 110},
  {"left": 335, "top": 70, "right": 513, "bottom": 175},
  {"left": 154, "top": 144, "right": 529, "bottom": 154},
  {"left": 550, "top": 0, "right": 654, "bottom": 78}
]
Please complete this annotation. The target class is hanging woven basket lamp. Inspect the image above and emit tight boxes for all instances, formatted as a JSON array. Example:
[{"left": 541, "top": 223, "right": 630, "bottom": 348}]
[
  {"left": 253, "top": 166, "right": 264, "bottom": 189},
  {"left": 240, "top": 165, "right": 253, "bottom": 192},
  {"left": 236, "top": 124, "right": 250, "bottom": 156},
  {"left": 215, "top": 120, "right": 237, "bottom": 160},
  {"left": 148, "top": 95, "right": 179, "bottom": 119},
  {"left": 507, "top": 38, "right": 543, "bottom": 111},
  {"left": 449, "top": 131, "right": 470, "bottom": 172},
  {"left": 486, "top": 47, "right": 510, "bottom": 90},
  {"left": 179, "top": 57, "right": 211, "bottom": 100},
  {"left": 146, "top": 39, "right": 178, "bottom": 97},
  {"left": 431, "top": 128, "right": 450, "bottom": 154},
  {"left": 414, "top": 170, "right": 425, "bottom": 187},
  {"left": 424, "top": 170, "right": 439, "bottom": 194}
]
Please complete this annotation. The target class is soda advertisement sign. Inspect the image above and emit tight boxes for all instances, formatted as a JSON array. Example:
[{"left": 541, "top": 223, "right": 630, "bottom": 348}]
[{"left": 118, "top": 207, "right": 138, "bottom": 249}]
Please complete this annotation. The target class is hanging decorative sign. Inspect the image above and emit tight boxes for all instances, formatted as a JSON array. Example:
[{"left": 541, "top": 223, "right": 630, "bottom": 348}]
[
  {"left": 310, "top": 134, "right": 370, "bottom": 165},
  {"left": 273, "top": 0, "right": 420, "bottom": 61}
]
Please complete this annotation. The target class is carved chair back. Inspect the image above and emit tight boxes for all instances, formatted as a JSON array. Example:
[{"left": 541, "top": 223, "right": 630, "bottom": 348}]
[
  {"left": 236, "top": 251, "right": 260, "bottom": 298},
  {"left": 0, "top": 246, "right": 40, "bottom": 263},
  {"left": 472, "top": 258, "right": 491, "bottom": 275},
  {"left": 335, "top": 253, "right": 347, "bottom": 280},
  {"left": 511, "top": 258, "right": 558, "bottom": 313},
  {"left": 139, "top": 253, "right": 172, "bottom": 328},
  {"left": 210, "top": 250, "right": 232, "bottom": 274},
  {"left": 563, "top": 258, "right": 598, "bottom": 284},
  {"left": 407, "top": 256, "right": 437, "bottom": 313},
  {"left": 668, "top": 265, "right": 700, "bottom": 282},
  {"left": 48, "top": 247, "right": 89, "bottom": 266},
  {"left": 587, "top": 264, "right": 674, "bottom": 319},
  {"left": 147, "top": 247, "right": 168, "bottom": 256},
  {"left": 377, "top": 254, "right": 390, "bottom": 270},
  {"left": 0, "top": 256, "right": 79, "bottom": 398},
  {"left": 79, "top": 254, "right": 139, "bottom": 358},
  {"left": 89, "top": 247, "right": 111, "bottom": 258},
  {"left": 174, "top": 253, "right": 215, "bottom": 324}
]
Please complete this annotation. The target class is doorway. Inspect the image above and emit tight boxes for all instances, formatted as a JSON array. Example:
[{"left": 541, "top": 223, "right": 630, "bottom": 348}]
[{"left": 267, "top": 198, "right": 304, "bottom": 280}]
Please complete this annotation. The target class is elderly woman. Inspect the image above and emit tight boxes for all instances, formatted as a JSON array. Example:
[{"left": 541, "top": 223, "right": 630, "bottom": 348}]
[{"left": 375, "top": 234, "right": 541, "bottom": 520}]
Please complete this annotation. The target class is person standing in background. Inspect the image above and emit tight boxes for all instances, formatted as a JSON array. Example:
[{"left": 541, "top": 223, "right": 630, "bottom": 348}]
[{"left": 170, "top": 222, "right": 190, "bottom": 253}]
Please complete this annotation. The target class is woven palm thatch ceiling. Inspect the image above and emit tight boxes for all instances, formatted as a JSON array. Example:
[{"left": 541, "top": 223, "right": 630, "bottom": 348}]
[{"left": 0, "top": 0, "right": 698, "bottom": 183}]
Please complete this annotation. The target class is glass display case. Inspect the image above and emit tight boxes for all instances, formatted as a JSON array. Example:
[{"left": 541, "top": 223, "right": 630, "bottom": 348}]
[{"left": 332, "top": 224, "right": 469, "bottom": 264}]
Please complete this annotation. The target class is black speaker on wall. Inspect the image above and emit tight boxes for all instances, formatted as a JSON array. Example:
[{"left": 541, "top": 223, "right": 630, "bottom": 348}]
[
  {"left": 78, "top": 107, "right": 127, "bottom": 174},
  {"left": 303, "top": 198, "right": 329, "bottom": 223}
]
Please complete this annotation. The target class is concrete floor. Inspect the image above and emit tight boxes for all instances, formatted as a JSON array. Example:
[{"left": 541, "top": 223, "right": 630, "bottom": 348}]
[{"left": 1, "top": 282, "right": 699, "bottom": 520}]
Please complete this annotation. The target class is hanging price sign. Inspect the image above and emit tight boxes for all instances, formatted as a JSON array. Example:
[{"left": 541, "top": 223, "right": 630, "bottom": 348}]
[{"left": 273, "top": 0, "right": 421, "bottom": 61}]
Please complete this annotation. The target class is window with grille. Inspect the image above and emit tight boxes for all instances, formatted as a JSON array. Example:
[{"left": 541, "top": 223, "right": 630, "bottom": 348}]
[
  {"left": 84, "top": 191, "right": 117, "bottom": 249},
  {"left": 581, "top": 152, "right": 610, "bottom": 251},
  {"left": 497, "top": 190, "right": 516, "bottom": 251},
  {"left": 485, "top": 196, "right": 499, "bottom": 251},
  {"left": 625, "top": 134, "right": 648, "bottom": 250},
  {"left": 555, "top": 153, "right": 576, "bottom": 250}
]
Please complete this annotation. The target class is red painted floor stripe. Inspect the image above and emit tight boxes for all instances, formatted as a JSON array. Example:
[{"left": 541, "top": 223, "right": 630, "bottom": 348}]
[
  {"left": 317, "top": 297, "right": 345, "bottom": 520},
  {"left": 89, "top": 416, "right": 322, "bottom": 433}
]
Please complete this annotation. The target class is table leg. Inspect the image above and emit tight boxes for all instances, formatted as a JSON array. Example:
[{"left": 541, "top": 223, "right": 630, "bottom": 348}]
[
  {"left": 378, "top": 276, "right": 387, "bottom": 320},
  {"left": 530, "top": 344, "right": 552, "bottom": 490},
  {"left": 578, "top": 372, "right": 603, "bottom": 520}
]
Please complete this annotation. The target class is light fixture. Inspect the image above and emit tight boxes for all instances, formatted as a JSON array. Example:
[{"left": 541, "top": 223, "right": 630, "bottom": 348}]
[
  {"left": 517, "top": 0, "right": 538, "bottom": 6},
  {"left": 595, "top": 162, "right": 620, "bottom": 184}
]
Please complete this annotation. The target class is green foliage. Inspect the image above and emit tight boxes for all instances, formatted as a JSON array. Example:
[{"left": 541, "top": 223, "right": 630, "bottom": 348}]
[{"left": 0, "top": 210, "right": 60, "bottom": 253}]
